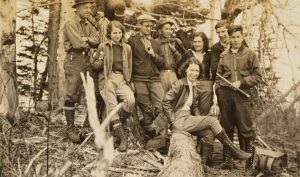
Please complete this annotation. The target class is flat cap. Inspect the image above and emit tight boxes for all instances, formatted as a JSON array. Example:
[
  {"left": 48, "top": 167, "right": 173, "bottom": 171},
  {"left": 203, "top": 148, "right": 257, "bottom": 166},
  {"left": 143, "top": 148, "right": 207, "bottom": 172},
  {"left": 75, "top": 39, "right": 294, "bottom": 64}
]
[
  {"left": 156, "top": 18, "right": 173, "bottom": 30},
  {"left": 137, "top": 14, "right": 157, "bottom": 23},
  {"left": 72, "top": 0, "right": 95, "bottom": 8}
]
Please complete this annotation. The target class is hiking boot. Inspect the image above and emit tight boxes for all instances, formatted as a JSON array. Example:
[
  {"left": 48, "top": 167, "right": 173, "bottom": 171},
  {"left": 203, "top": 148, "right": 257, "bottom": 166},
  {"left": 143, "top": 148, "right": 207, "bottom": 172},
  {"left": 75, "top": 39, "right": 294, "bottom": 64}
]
[
  {"left": 114, "top": 126, "right": 128, "bottom": 152},
  {"left": 215, "top": 130, "right": 251, "bottom": 160},
  {"left": 200, "top": 137, "right": 218, "bottom": 175},
  {"left": 203, "top": 164, "right": 218, "bottom": 175},
  {"left": 119, "top": 107, "right": 131, "bottom": 124},
  {"left": 66, "top": 126, "right": 85, "bottom": 143},
  {"left": 218, "top": 150, "right": 239, "bottom": 170},
  {"left": 244, "top": 137, "right": 256, "bottom": 175},
  {"left": 144, "top": 124, "right": 158, "bottom": 138},
  {"left": 64, "top": 102, "right": 85, "bottom": 143}
]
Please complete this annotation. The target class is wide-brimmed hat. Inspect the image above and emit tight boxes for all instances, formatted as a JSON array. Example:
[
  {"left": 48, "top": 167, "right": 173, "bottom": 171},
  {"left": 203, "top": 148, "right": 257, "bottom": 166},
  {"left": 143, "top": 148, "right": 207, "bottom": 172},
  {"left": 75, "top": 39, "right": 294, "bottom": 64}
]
[
  {"left": 72, "top": 0, "right": 95, "bottom": 8},
  {"left": 137, "top": 14, "right": 157, "bottom": 23},
  {"left": 156, "top": 18, "right": 174, "bottom": 30}
]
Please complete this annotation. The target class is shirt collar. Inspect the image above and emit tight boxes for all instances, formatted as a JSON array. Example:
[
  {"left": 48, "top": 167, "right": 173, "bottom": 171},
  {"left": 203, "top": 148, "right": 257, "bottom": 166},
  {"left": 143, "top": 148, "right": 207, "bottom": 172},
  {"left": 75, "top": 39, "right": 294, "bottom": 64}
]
[
  {"left": 158, "top": 36, "right": 170, "bottom": 43},
  {"left": 74, "top": 13, "right": 88, "bottom": 25},
  {"left": 229, "top": 44, "right": 245, "bottom": 54},
  {"left": 138, "top": 32, "right": 152, "bottom": 40},
  {"left": 104, "top": 40, "right": 124, "bottom": 47},
  {"left": 220, "top": 41, "right": 229, "bottom": 48},
  {"left": 187, "top": 78, "right": 197, "bottom": 87}
]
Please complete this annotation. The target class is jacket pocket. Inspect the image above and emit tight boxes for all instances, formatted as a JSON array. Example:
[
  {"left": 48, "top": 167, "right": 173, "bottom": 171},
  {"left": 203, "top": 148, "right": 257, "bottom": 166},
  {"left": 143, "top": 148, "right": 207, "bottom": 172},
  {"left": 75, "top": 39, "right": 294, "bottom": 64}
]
[{"left": 223, "top": 71, "right": 231, "bottom": 78}]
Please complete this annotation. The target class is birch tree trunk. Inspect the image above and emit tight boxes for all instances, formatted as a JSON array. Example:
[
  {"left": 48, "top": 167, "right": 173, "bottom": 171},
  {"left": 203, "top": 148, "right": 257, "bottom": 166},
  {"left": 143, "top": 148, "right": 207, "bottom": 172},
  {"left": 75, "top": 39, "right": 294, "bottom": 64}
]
[
  {"left": 0, "top": 0, "right": 19, "bottom": 132},
  {"left": 47, "top": 0, "right": 61, "bottom": 109}
]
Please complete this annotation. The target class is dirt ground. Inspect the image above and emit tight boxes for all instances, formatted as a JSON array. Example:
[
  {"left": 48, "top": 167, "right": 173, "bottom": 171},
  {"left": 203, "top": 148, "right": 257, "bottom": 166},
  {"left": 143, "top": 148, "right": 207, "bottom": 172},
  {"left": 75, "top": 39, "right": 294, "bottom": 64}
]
[{"left": 1, "top": 108, "right": 299, "bottom": 177}]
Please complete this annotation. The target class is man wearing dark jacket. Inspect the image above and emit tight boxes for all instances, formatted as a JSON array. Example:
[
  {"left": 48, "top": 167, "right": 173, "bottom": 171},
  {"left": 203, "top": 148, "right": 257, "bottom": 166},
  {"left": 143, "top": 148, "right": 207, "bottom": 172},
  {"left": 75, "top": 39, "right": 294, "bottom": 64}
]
[
  {"left": 211, "top": 20, "right": 230, "bottom": 82},
  {"left": 155, "top": 19, "right": 185, "bottom": 93},
  {"left": 216, "top": 25, "right": 261, "bottom": 174},
  {"left": 127, "top": 14, "right": 165, "bottom": 132}
]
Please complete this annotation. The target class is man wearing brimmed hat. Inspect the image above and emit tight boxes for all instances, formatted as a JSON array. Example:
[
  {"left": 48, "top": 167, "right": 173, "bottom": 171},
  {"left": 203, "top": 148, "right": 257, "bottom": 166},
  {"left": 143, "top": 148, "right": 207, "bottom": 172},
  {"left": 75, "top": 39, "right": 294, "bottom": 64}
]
[
  {"left": 155, "top": 18, "right": 186, "bottom": 94},
  {"left": 127, "top": 14, "right": 165, "bottom": 139},
  {"left": 63, "top": 0, "right": 99, "bottom": 143}
]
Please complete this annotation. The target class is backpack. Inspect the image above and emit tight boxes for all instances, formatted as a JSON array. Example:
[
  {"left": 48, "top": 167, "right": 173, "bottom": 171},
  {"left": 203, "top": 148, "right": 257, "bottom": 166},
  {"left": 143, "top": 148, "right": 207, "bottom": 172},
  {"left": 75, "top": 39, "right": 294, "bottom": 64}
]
[{"left": 255, "top": 147, "right": 288, "bottom": 175}]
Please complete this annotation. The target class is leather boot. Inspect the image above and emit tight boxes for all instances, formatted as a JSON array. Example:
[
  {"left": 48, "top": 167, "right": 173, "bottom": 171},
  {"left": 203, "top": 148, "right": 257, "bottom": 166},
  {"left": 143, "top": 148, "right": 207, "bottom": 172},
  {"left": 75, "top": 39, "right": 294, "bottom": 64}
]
[
  {"left": 200, "top": 138, "right": 218, "bottom": 175},
  {"left": 215, "top": 130, "right": 251, "bottom": 160},
  {"left": 114, "top": 126, "right": 128, "bottom": 152},
  {"left": 119, "top": 107, "right": 131, "bottom": 124},
  {"left": 244, "top": 137, "right": 256, "bottom": 176},
  {"left": 65, "top": 109, "right": 84, "bottom": 143},
  {"left": 219, "top": 147, "right": 239, "bottom": 170},
  {"left": 219, "top": 131, "right": 239, "bottom": 170}
]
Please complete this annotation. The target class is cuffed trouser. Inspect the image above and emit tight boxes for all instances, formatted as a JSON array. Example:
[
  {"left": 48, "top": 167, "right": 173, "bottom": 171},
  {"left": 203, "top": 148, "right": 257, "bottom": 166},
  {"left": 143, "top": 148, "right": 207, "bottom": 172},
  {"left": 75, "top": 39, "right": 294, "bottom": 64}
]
[
  {"left": 100, "top": 73, "right": 135, "bottom": 125},
  {"left": 195, "top": 80, "right": 214, "bottom": 115},
  {"left": 64, "top": 52, "right": 90, "bottom": 103},
  {"left": 172, "top": 110, "right": 222, "bottom": 135},
  {"left": 159, "top": 70, "right": 178, "bottom": 93},
  {"left": 216, "top": 86, "right": 255, "bottom": 139},
  {"left": 134, "top": 81, "right": 165, "bottom": 125}
]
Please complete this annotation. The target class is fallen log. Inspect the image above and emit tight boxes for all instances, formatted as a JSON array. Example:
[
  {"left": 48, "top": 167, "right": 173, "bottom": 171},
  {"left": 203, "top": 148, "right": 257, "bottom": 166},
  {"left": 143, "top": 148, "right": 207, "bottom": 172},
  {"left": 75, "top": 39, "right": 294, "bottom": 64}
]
[{"left": 158, "top": 131, "right": 204, "bottom": 177}]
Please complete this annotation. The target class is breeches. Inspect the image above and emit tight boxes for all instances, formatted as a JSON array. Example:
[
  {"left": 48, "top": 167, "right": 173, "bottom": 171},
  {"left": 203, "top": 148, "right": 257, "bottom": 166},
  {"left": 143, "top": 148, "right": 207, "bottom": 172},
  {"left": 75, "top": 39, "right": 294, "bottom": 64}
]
[
  {"left": 100, "top": 73, "right": 135, "bottom": 122},
  {"left": 64, "top": 53, "right": 90, "bottom": 103},
  {"left": 172, "top": 110, "right": 222, "bottom": 136},
  {"left": 134, "top": 81, "right": 165, "bottom": 125}
]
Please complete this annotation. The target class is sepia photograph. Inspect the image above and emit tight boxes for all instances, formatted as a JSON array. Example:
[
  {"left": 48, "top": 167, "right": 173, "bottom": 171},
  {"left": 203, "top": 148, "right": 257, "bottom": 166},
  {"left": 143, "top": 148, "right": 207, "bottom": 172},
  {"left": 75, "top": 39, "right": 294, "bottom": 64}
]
[{"left": 0, "top": 0, "right": 299, "bottom": 176}]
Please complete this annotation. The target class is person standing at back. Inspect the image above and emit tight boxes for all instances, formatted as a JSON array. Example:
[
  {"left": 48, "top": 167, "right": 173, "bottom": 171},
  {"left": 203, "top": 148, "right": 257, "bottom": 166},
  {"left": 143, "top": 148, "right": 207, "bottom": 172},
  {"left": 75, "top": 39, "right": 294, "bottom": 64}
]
[
  {"left": 182, "top": 31, "right": 214, "bottom": 116},
  {"left": 63, "top": 0, "right": 99, "bottom": 143},
  {"left": 211, "top": 20, "right": 230, "bottom": 82},
  {"left": 127, "top": 14, "right": 165, "bottom": 135},
  {"left": 155, "top": 19, "right": 186, "bottom": 93}
]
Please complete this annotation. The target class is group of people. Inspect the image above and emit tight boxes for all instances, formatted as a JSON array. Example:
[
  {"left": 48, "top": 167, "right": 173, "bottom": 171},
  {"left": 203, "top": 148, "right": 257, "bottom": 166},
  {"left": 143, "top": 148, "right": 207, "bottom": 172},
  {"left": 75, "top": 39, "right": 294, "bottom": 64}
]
[{"left": 62, "top": 0, "right": 262, "bottom": 175}]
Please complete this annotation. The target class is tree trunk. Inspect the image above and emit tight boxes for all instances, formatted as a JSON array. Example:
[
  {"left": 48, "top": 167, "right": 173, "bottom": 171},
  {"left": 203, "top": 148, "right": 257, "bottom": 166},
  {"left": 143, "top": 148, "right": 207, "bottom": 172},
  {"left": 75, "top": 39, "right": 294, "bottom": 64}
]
[
  {"left": 0, "top": 0, "right": 19, "bottom": 132},
  {"left": 47, "top": 0, "right": 61, "bottom": 109},
  {"left": 158, "top": 131, "right": 204, "bottom": 177},
  {"left": 55, "top": 0, "right": 75, "bottom": 110}
]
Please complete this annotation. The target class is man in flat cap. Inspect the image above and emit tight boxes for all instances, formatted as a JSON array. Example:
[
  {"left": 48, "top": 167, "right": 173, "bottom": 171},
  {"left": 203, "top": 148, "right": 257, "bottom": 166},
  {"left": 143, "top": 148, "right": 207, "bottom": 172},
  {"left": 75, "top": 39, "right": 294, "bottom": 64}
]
[
  {"left": 63, "top": 0, "right": 99, "bottom": 143},
  {"left": 127, "top": 14, "right": 165, "bottom": 138}
]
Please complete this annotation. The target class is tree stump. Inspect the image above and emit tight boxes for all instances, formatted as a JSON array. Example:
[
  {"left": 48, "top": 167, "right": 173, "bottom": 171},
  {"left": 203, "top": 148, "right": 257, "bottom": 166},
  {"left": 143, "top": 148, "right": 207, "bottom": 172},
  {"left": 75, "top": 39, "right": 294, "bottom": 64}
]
[{"left": 158, "top": 131, "right": 204, "bottom": 177}]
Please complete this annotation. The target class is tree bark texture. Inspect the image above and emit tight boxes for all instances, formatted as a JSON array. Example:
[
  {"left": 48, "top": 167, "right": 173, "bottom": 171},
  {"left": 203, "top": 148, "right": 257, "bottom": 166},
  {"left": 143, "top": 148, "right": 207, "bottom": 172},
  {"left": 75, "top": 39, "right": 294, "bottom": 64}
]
[
  {"left": 158, "top": 131, "right": 204, "bottom": 177},
  {"left": 222, "top": 0, "right": 259, "bottom": 24},
  {"left": 56, "top": 0, "right": 75, "bottom": 109},
  {"left": 0, "top": 0, "right": 19, "bottom": 131},
  {"left": 47, "top": 0, "right": 61, "bottom": 109}
]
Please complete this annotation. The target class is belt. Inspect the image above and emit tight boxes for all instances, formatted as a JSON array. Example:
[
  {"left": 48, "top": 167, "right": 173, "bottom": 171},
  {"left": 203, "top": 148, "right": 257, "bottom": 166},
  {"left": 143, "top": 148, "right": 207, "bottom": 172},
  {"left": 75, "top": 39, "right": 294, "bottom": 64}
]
[
  {"left": 112, "top": 70, "right": 122, "bottom": 74},
  {"left": 67, "top": 49, "right": 88, "bottom": 55},
  {"left": 160, "top": 69, "right": 175, "bottom": 73}
]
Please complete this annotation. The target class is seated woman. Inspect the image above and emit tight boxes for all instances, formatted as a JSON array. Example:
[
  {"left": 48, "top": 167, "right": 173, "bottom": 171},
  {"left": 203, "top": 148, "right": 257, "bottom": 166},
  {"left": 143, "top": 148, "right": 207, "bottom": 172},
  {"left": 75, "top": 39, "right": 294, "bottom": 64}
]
[
  {"left": 181, "top": 32, "right": 214, "bottom": 115},
  {"left": 162, "top": 58, "right": 251, "bottom": 164},
  {"left": 92, "top": 21, "right": 135, "bottom": 152}
]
